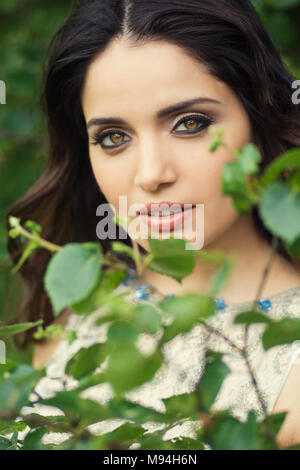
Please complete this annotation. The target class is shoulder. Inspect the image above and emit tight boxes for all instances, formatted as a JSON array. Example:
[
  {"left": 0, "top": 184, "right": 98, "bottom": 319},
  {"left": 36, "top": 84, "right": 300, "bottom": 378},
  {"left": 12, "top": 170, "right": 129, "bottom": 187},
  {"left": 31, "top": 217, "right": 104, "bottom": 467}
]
[{"left": 272, "top": 349, "right": 300, "bottom": 448}]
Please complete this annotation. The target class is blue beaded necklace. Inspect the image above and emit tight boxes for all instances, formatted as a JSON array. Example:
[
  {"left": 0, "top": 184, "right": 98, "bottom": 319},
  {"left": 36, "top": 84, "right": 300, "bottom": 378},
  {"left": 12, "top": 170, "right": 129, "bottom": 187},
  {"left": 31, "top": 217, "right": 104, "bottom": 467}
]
[{"left": 121, "top": 268, "right": 272, "bottom": 312}]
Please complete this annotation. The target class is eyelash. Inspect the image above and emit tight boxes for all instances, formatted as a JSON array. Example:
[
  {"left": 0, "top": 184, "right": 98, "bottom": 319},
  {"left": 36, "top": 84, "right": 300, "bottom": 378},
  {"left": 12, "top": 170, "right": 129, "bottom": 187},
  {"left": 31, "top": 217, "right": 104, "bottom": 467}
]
[{"left": 90, "top": 113, "right": 215, "bottom": 149}]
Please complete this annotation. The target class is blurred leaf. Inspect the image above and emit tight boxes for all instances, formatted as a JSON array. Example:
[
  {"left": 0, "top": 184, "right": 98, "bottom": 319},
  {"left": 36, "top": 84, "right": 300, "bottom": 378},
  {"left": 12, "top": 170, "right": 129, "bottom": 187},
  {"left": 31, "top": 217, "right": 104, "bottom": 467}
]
[
  {"left": 208, "top": 410, "right": 259, "bottom": 450},
  {"left": 262, "top": 318, "right": 300, "bottom": 350},
  {"left": 233, "top": 310, "right": 273, "bottom": 326},
  {"left": 44, "top": 243, "right": 103, "bottom": 317},
  {"left": 196, "top": 350, "right": 231, "bottom": 412},
  {"left": 147, "top": 238, "right": 196, "bottom": 283},
  {"left": 236, "top": 144, "right": 261, "bottom": 175},
  {"left": 0, "top": 364, "right": 44, "bottom": 412},
  {"left": 159, "top": 294, "right": 216, "bottom": 342},
  {"left": 65, "top": 343, "right": 109, "bottom": 380},
  {"left": 102, "top": 343, "right": 163, "bottom": 394},
  {"left": 0, "top": 319, "right": 42, "bottom": 338},
  {"left": 71, "top": 269, "right": 127, "bottom": 315},
  {"left": 259, "top": 182, "right": 300, "bottom": 244},
  {"left": 260, "top": 148, "right": 300, "bottom": 186}
]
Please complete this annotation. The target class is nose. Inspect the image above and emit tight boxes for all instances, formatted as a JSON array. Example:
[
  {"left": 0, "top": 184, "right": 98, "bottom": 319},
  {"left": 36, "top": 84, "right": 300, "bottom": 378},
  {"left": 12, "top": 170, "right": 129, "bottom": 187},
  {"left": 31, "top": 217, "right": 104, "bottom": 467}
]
[{"left": 133, "top": 137, "right": 176, "bottom": 191}]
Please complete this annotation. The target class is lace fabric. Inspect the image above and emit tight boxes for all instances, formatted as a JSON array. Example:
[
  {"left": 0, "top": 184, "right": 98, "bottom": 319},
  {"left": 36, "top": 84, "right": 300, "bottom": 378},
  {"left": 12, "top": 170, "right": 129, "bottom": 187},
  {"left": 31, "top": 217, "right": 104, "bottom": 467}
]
[{"left": 10, "top": 279, "right": 300, "bottom": 448}]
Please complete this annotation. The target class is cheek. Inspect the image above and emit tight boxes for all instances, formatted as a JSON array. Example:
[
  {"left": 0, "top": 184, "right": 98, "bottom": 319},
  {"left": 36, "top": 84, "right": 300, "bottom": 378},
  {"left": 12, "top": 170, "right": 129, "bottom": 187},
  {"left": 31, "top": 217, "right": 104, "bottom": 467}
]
[
  {"left": 189, "top": 147, "right": 233, "bottom": 201},
  {"left": 89, "top": 153, "right": 125, "bottom": 199}
]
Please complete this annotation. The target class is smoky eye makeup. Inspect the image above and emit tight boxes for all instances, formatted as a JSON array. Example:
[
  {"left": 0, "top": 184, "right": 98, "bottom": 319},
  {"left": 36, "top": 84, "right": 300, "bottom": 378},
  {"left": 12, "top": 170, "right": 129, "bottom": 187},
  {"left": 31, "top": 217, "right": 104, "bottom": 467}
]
[{"left": 89, "top": 111, "right": 216, "bottom": 150}]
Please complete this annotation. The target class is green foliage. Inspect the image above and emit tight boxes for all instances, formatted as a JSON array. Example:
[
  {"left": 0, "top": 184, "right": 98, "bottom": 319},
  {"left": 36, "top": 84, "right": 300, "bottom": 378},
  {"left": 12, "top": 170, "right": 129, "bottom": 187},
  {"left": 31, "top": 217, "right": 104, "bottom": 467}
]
[
  {"left": 259, "top": 182, "right": 300, "bottom": 244},
  {"left": 44, "top": 243, "right": 103, "bottom": 317},
  {"left": 196, "top": 351, "right": 231, "bottom": 412},
  {"left": 158, "top": 293, "right": 216, "bottom": 342},
  {"left": 2, "top": 141, "right": 300, "bottom": 449},
  {"left": 146, "top": 238, "right": 196, "bottom": 282}
]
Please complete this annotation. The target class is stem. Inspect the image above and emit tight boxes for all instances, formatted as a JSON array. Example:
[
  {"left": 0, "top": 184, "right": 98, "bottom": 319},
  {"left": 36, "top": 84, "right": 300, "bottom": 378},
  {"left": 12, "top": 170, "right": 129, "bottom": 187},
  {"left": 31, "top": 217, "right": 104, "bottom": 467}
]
[
  {"left": 200, "top": 321, "right": 243, "bottom": 353},
  {"left": 242, "top": 235, "right": 279, "bottom": 421},
  {"left": 243, "top": 235, "right": 279, "bottom": 362},
  {"left": 140, "top": 253, "right": 155, "bottom": 273},
  {"left": 17, "top": 224, "right": 61, "bottom": 253}
]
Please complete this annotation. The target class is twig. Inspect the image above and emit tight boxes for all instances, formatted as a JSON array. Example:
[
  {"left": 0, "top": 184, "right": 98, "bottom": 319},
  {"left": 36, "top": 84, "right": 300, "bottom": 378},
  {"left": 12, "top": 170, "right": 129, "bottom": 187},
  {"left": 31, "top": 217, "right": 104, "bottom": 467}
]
[{"left": 242, "top": 235, "right": 279, "bottom": 419}]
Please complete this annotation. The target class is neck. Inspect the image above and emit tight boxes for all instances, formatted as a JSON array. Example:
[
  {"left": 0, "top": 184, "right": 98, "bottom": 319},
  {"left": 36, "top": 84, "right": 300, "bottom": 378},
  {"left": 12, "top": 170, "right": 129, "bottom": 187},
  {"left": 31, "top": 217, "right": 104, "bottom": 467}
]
[{"left": 141, "top": 214, "right": 300, "bottom": 304}]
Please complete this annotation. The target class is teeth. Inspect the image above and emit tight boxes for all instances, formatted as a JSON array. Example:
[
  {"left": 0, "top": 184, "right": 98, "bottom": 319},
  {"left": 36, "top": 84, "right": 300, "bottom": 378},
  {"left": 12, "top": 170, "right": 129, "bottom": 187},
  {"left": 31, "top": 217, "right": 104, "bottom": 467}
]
[{"left": 149, "top": 208, "right": 182, "bottom": 216}]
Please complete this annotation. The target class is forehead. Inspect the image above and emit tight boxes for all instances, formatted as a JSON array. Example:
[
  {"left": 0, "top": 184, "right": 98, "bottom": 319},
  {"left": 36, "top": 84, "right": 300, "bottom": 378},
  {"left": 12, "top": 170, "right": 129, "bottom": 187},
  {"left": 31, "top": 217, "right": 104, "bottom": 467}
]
[{"left": 81, "top": 38, "right": 231, "bottom": 118}]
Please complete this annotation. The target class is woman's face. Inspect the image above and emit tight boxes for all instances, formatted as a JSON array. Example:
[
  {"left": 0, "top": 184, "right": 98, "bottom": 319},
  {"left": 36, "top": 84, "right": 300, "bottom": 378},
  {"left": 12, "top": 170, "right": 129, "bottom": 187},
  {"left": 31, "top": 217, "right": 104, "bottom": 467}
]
[{"left": 81, "top": 38, "right": 253, "bottom": 251}]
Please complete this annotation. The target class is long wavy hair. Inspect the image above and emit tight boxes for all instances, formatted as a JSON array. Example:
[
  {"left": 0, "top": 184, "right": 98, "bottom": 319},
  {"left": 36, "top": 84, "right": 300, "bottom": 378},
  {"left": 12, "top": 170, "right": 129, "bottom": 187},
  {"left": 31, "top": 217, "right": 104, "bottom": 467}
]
[{"left": 6, "top": 0, "right": 300, "bottom": 349}]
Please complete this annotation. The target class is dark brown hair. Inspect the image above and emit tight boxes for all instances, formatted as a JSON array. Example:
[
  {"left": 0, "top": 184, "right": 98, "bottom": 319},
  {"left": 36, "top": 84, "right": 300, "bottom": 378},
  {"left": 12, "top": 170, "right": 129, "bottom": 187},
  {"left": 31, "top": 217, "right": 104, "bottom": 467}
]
[{"left": 6, "top": 0, "right": 300, "bottom": 349}]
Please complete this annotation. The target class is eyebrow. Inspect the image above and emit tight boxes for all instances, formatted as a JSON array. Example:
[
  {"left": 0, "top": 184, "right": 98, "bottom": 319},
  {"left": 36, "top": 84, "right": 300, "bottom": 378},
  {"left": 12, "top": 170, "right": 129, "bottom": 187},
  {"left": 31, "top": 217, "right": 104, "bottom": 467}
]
[{"left": 86, "top": 97, "right": 223, "bottom": 130}]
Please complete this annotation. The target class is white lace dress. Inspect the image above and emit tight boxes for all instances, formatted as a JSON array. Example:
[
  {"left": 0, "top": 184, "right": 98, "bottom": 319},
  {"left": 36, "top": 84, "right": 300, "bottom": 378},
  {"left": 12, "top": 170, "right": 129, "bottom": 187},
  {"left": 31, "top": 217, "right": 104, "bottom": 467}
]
[{"left": 11, "top": 275, "right": 300, "bottom": 448}]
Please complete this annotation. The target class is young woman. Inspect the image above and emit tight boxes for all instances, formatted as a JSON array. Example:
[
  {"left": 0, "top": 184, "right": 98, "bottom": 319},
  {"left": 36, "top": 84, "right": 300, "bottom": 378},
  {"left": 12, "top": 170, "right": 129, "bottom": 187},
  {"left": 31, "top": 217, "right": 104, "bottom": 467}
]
[{"left": 6, "top": 0, "right": 300, "bottom": 448}]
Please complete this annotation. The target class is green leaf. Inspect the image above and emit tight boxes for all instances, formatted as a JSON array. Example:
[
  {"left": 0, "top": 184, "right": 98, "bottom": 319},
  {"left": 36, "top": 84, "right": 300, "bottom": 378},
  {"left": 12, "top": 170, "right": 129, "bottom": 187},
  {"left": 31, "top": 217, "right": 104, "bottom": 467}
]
[
  {"left": 131, "top": 304, "right": 163, "bottom": 335},
  {"left": 0, "top": 436, "right": 14, "bottom": 450},
  {"left": 259, "top": 182, "right": 300, "bottom": 244},
  {"left": 208, "top": 126, "right": 225, "bottom": 152},
  {"left": 44, "top": 243, "right": 103, "bottom": 317},
  {"left": 8, "top": 216, "right": 20, "bottom": 228},
  {"left": 0, "top": 419, "right": 27, "bottom": 435},
  {"left": 24, "top": 220, "right": 42, "bottom": 234},
  {"left": 236, "top": 144, "right": 261, "bottom": 175},
  {"left": 284, "top": 237, "right": 300, "bottom": 258},
  {"left": 106, "top": 321, "right": 139, "bottom": 344},
  {"left": 22, "top": 427, "right": 49, "bottom": 450},
  {"left": 159, "top": 294, "right": 216, "bottom": 343},
  {"left": 11, "top": 239, "right": 40, "bottom": 274},
  {"left": 33, "top": 324, "right": 65, "bottom": 340},
  {"left": 232, "top": 194, "right": 254, "bottom": 214},
  {"left": 103, "top": 422, "right": 146, "bottom": 448},
  {"left": 209, "top": 410, "right": 259, "bottom": 450},
  {"left": 0, "top": 364, "right": 44, "bottom": 411},
  {"left": 0, "top": 319, "right": 43, "bottom": 338},
  {"left": 147, "top": 238, "right": 196, "bottom": 283},
  {"left": 262, "top": 318, "right": 300, "bottom": 350},
  {"left": 0, "top": 358, "right": 18, "bottom": 377},
  {"left": 71, "top": 269, "right": 127, "bottom": 315},
  {"left": 261, "top": 148, "right": 300, "bottom": 186},
  {"left": 107, "top": 397, "right": 166, "bottom": 424},
  {"left": 163, "top": 393, "right": 199, "bottom": 421},
  {"left": 38, "top": 391, "right": 112, "bottom": 428},
  {"left": 221, "top": 161, "right": 247, "bottom": 195},
  {"left": 102, "top": 343, "right": 162, "bottom": 394},
  {"left": 138, "top": 429, "right": 205, "bottom": 450},
  {"left": 8, "top": 228, "right": 19, "bottom": 239},
  {"left": 111, "top": 242, "right": 134, "bottom": 257},
  {"left": 113, "top": 215, "right": 130, "bottom": 229},
  {"left": 258, "top": 412, "right": 287, "bottom": 440},
  {"left": 233, "top": 310, "right": 273, "bottom": 326},
  {"left": 65, "top": 343, "right": 110, "bottom": 379},
  {"left": 196, "top": 350, "right": 231, "bottom": 411}
]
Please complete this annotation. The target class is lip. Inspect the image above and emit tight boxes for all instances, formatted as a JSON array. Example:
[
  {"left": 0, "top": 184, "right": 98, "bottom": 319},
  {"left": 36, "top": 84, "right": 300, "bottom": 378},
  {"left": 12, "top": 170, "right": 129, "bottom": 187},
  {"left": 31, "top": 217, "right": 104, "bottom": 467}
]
[
  {"left": 138, "top": 201, "right": 195, "bottom": 215},
  {"left": 138, "top": 203, "right": 196, "bottom": 232}
]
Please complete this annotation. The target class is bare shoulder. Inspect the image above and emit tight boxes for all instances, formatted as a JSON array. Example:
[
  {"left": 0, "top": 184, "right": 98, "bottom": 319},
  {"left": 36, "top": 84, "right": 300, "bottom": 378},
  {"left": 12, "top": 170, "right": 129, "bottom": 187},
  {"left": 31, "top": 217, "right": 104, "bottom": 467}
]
[
  {"left": 32, "top": 308, "right": 72, "bottom": 370},
  {"left": 272, "top": 351, "right": 300, "bottom": 448}
]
